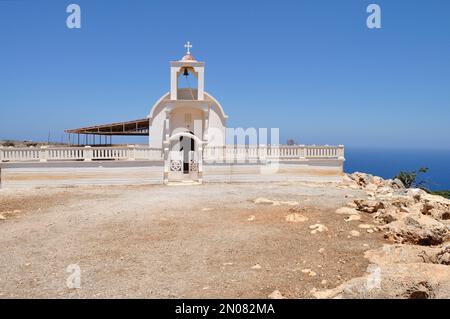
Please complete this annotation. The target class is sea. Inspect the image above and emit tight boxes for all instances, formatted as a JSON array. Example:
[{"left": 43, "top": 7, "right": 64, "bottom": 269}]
[{"left": 344, "top": 148, "right": 450, "bottom": 191}]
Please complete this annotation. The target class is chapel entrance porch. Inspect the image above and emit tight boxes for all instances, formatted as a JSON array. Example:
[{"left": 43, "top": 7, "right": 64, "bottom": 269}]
[{"left": 164, "top": 132, "right": 203, "bottom": 184}]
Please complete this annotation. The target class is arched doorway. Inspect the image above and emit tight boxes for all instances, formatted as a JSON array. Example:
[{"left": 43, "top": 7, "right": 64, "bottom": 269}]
[
  {"left": 165, "top": 132, "right": 204, "bottom": 183},
  {"left": 179, "top": 131, "right": 195, "bottom": 174}
]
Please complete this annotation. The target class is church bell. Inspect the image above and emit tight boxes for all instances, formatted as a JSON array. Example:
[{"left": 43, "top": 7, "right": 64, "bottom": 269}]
[{"left": 183, "top": 68, "right": 189, "bottom": 77}]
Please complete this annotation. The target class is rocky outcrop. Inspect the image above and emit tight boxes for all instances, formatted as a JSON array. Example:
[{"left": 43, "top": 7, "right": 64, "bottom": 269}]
[
  {"left": 339, "top": 173, "right": 450, "bottom": 246},
  {"left": 312, "top": 243, "right": 450, "bottom": 299},
  {"left": 315, "top": 173, "right": 450, "bottom": 299},
  {"left": 344, "top": 172, "right": 405, "bottom": 193}
]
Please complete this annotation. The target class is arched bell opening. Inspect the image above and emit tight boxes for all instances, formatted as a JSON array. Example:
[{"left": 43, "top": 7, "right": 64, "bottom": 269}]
[{"left": 177, "top": 67, "right": 198, "bottom": 100}]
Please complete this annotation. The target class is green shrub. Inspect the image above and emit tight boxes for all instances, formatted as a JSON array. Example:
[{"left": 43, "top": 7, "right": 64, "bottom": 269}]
[{"left": 394, "top": 167, "right": 428, "bottom": 189}]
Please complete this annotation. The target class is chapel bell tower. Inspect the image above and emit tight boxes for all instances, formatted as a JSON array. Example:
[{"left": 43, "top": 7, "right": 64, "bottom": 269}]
[{"left": 170, "top": 41, "right": 205, "bottom": 101}]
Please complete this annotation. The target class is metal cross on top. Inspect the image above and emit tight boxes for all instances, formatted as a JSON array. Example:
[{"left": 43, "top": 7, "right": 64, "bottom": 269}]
[{"left": 184, "top": 41, "right": 193, "bottom": 55}]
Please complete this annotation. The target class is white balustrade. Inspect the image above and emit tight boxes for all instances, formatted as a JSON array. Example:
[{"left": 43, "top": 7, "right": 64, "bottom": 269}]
[
  {"left": 0, "top": 145, "right": 163, "bottom": 162},
  {"left": 46, "top": 147, "right": 86, "bottom": 161},
  {"left": 202, "top": 145, "right": 344, "bottom": 163},
  {"left": 0, "top": 147, "right": 41, "bottom": 162},
  {"left": 0, "top": 145, "right": 344, "bottom": 163}
]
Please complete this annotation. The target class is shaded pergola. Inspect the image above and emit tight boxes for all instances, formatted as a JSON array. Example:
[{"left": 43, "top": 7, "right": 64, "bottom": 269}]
[{"left": 65, "top": 118, "right": 149, "bottom": 145}]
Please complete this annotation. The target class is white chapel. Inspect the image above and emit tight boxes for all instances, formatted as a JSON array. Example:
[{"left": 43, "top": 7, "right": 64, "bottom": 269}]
[{"left": 63, "top": 42, "right": 344, "bottom": 184}]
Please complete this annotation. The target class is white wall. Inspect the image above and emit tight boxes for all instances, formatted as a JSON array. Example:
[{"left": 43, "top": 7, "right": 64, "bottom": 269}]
[
  {"left": 206, "top": 106, "right": 226, "bottom": 147},
  {"left": 148, "top": 92, "right": 227, "bottom": 149},
  {"left": 149, "top": 108, "right": 166, "bottom": 149},
  {"left": 170, "top": 106, "right": 203, "bottom": 136}
]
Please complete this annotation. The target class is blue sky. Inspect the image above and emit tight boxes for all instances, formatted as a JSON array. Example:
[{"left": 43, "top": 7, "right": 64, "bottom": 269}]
[{"left": 1, "top": 0, "right": 450, "bottom": 148}]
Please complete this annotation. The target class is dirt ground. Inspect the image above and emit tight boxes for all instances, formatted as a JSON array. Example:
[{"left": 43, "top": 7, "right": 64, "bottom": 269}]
[{"left": 0, "top": 181, "right": 385, "bottom": 298}]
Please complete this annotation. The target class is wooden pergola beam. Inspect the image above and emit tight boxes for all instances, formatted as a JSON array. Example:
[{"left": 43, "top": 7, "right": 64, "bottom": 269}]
[{"left": 65, "top": 118, "right": 150, "bottom": 136}]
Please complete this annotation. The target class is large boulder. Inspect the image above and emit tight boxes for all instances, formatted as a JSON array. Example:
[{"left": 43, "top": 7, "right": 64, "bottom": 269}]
[
  {"left": 348, "top": 172, "right": 374, "bottom": 188},
  {"left": 312, "top": 263, "right": 450, "bottom": 299},
  {"left": 406, "top": 188, "right": 428, "bottom": 201},
  {"left": 419, "top": 193, "right": 450, "bottom": 221},
  {"left": 436, "top": 245, "right": 450, "bottom": 265},
  {"left": 373, "top": 206, "right": 407, "bottom": 224},
  {"left": 384, "top": 213, "right": 449, "bottom": 245},
  {"left": 425, "top": 245, "right": 450, "bottom": 265},
  {"left": 354, "top": 199, "right": 385, "bottom": 214},
  {"left": 390, "top": 178, "right": 406, "bottom": 190}
]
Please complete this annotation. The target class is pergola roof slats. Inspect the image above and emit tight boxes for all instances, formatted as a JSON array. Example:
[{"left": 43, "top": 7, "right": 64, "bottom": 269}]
[{"left": 65, "top": 118, "right": 149, "bottom": 136}]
